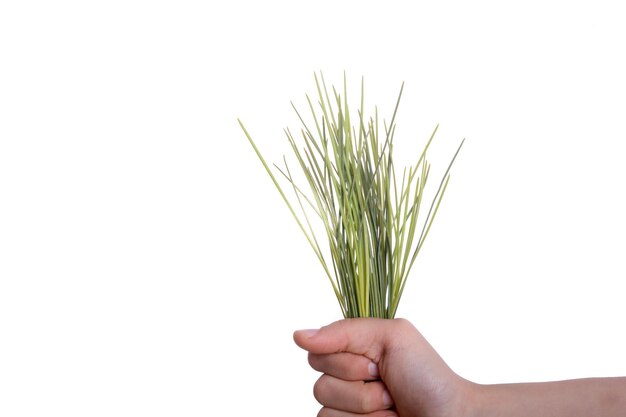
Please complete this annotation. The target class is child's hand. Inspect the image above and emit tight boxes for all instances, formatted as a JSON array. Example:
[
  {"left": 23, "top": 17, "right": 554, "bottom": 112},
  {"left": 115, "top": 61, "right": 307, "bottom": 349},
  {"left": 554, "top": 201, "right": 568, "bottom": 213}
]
[
  {"left": 295, "top": 318, "right": 626, "bottom": 417},
  {"left": 294, "top": 318, "right": 469, "bottom": 417}
]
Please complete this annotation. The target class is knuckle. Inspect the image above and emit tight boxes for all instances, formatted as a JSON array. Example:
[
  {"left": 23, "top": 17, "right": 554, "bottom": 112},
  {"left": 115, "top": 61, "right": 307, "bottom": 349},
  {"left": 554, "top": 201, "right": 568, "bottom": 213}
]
[
  {"left": 312, "top": 375, "right": 327, "bottom": 403},
  {"left": 307, "top": 353, "right": 319, "bottom": 369},
  {"left": 393, "top": 318, "right": 417, "bottom": 339},
  {"left": 316, "top": 407, "right": 330, "bottom": 417},
  {"left": 394, "top": 317, "right": 412, "bottom": 329},
  {"left": 361, "top": 381, "right": 385, "bottom": 413},
  {"left": 359, "top": 391, "right": 374, "bottom": 413}
]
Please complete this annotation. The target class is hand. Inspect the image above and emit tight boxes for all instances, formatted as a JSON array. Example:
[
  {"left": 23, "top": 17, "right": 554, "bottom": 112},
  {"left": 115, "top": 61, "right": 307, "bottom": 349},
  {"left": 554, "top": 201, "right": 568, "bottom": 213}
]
[
  {"left": 295, "top": 318, "right": 626, "bottom": 417},
  {"left": 293, "top": 318, "right": 470, "bottom": 417}
]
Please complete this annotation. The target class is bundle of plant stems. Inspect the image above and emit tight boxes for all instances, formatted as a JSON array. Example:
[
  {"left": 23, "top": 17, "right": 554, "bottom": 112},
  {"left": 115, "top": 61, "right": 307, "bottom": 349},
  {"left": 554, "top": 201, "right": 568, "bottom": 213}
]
[{"left": 238, "top": 73, "right": 463, "bottom": 319}]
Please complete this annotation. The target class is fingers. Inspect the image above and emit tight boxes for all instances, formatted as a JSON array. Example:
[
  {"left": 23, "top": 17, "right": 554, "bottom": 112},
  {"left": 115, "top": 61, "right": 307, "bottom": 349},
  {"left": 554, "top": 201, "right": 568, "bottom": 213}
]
[
  {"left": 313, "top": 374, "right": 394, "bottom": 414},
  {"left": 317, "top": 408, "right": 399, "bottom": 417},
  {"left": 294, "top": 318, "right": 415, "bottom": 362},
  {"left": 309, "top": 352, "right": 380, "bottom": 381}
]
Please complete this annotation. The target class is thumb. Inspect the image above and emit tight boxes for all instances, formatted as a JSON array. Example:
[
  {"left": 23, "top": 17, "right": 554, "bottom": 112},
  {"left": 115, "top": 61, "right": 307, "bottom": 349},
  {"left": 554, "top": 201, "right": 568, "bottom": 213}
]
[{"left": 293, "top": 318, "right": 411, "bottom": 363}]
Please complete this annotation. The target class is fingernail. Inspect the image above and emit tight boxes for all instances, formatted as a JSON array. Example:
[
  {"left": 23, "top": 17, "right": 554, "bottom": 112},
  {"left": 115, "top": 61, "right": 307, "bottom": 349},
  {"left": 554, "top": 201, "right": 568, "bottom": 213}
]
[
  {"left": 368, "top": 362, "right": 379, "bottom": 378},
  {"left": 296, "top": 329, "right": 319, "bottom": 338},
  {"left": 383, "top": 390, "right": 393, "bottom": 407}
]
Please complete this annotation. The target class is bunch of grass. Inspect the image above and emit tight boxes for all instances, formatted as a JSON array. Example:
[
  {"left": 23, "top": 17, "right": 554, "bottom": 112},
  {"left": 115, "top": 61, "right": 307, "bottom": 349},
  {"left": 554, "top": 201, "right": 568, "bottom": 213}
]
[{"left": 238, "top": 73, "right": 463, "bottom": 319}]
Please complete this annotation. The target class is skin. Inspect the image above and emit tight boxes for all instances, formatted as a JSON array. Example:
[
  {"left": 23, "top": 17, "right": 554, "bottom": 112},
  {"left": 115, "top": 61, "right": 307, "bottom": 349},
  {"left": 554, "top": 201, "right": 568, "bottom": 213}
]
[{"left": 294, "top": 318, "right": 626, "bottom": 417}]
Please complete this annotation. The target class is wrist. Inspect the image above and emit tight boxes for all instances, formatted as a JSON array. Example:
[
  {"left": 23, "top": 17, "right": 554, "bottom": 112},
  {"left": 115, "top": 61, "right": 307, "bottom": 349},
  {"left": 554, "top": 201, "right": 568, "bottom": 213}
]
[{"left": 448, "top": 379, "right": 484, "bottom": 417}]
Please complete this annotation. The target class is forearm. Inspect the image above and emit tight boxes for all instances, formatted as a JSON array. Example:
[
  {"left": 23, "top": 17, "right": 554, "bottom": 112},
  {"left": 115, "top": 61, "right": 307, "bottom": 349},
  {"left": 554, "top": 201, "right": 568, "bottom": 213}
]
[{"left": 467, "top": 377, "right": 626, "bottom": 417}]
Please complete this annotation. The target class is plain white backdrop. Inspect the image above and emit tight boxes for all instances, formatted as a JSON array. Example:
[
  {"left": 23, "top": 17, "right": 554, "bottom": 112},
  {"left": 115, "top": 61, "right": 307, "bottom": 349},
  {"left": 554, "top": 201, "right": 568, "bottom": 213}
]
[{"left": 1, "top": 1, "right": 625, "bottom": 415}]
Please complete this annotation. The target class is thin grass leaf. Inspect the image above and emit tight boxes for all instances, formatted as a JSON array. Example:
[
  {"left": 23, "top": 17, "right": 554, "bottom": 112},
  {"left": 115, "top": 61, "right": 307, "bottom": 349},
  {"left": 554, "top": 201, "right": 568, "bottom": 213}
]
[{"left": 239, "top": 73, "right": 464, "bottom": 319}]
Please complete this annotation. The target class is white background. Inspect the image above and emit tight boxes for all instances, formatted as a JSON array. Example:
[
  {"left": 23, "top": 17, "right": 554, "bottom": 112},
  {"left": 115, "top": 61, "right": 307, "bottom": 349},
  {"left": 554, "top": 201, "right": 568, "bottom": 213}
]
[{"left": 1, "top": 1, "right": 625, "bottom": 415}]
